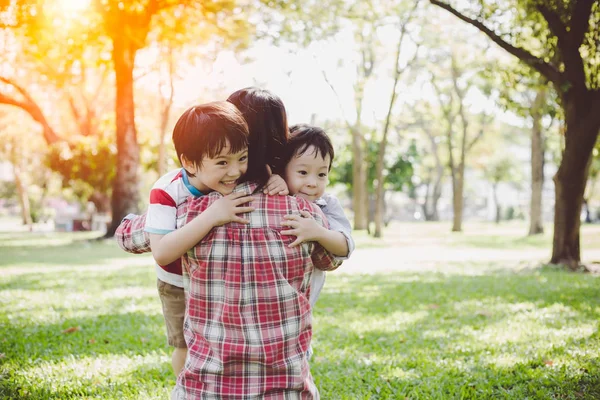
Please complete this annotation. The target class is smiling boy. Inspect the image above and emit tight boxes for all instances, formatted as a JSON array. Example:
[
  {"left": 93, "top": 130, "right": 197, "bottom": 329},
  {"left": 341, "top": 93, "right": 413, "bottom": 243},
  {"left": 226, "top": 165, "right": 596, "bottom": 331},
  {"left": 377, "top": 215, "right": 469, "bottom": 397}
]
[{"left": 144, "top": 101, "right": 256, "bottom": 376}]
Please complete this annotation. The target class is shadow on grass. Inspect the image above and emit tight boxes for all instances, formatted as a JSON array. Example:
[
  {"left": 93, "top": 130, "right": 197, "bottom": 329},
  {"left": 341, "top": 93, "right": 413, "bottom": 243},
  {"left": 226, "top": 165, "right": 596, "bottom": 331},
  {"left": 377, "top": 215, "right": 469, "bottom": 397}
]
[
  {"left": 0, "top": 367, "right": 171, "bottom": 400},
  {"left": 0, "top": 241, "right": 143, "bottom": 268},
  {"left": 1, "top": 311, "right": 166, "bottom": 362},
  {"left": 0, "top": 263, "right": 154, "bottom": 292},
  {"left": 312, "top": 353, "right": 600, "bottom": 399},
  {"left": 309, "top": 271, "right": 600, "bottom": 398},
  {"left": 317, "top": 270, "right": 600, "bottom": 319},
  {"left": 311, "top": 323, "right": 600, "bottom": 399}
]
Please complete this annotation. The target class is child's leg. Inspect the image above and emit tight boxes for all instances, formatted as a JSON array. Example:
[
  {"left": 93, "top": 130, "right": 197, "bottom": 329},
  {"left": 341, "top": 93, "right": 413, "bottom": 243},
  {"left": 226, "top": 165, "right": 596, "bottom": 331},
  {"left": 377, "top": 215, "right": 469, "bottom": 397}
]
[
  {"left": 157, "top": 279, "right": 188, "bottom": 376},
  {"left": 171, "top": 347, "right": 187, "bottom": 376}
]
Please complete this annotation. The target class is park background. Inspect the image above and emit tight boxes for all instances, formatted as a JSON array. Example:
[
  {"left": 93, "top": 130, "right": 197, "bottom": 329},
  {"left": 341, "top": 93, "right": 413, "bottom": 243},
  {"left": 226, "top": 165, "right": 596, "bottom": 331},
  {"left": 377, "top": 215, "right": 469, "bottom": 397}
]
[{"left": 1, "top": 0, "right": 600, "bottom": 399}]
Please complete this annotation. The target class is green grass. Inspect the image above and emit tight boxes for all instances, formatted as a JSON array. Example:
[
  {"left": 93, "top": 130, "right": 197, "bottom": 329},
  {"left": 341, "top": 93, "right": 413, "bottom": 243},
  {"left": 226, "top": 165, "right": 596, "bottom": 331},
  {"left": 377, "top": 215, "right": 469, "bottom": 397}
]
[{"left": 1, "top": 223, "right": 600, "bottom": 399}]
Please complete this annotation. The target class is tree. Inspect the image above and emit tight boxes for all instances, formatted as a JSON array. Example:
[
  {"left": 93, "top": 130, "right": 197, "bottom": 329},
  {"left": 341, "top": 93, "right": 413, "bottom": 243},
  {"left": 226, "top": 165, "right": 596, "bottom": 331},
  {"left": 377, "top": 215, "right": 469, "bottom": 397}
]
[
  {"left": 429, "top": 0, "right": 600, "bottom": 268},
  {"left": 330, "top": 136, "right": 416, "bottom": 225},
  {"left": 46, "top": 137, "right": 116, "bottom": 214},
  {"left": 317, "top": 0, "right": 422, "bottom": 234},
  {"left": 484, "top": 156, "right": 521, "bottom": 223},
  {"left": 583, "top": 141, "right": 600, "bottom": 222},
  {"left": 481, "top": 60, "right": 560, "bottom": 235},
  {"left": 408, "top": 99, "right": 448, "bottom": 221},
  {"left": 1, "top": 1, "right": 255, "bottom": 236},
  {"left": 429, "top": 50, "right": 489, "bottom": 232},
  {"left": 373, "top": 0, "right": 421, "bottom": 237}
]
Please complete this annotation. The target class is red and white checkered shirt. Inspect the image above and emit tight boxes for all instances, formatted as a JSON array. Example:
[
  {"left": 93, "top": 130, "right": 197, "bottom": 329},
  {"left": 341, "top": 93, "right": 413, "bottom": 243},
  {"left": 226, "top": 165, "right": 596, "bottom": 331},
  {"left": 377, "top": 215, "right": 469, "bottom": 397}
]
[
  {"left": 174, "top": 182, "right": 340, "bottom": 400},
  {"left": 115, "top": 212, "right": 151, "bottom": 254}
]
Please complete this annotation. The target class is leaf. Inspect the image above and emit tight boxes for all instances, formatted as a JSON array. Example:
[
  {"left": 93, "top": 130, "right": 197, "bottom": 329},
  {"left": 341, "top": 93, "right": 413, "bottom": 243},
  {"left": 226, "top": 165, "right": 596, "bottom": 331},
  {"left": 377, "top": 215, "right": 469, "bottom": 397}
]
[{"left": 61, "top": 326, "right": 80, "bottom": 334}]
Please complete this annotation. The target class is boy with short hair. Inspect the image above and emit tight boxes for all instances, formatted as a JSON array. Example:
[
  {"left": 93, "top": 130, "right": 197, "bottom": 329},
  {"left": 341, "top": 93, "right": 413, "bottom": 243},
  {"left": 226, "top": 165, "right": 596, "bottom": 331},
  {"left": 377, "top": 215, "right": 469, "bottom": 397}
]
[
  {"left": 280, "top": 123, "right": 355, "bottom": 308},
  {"left": 141, "top": 101, "right": 258, "bottom": 376}
]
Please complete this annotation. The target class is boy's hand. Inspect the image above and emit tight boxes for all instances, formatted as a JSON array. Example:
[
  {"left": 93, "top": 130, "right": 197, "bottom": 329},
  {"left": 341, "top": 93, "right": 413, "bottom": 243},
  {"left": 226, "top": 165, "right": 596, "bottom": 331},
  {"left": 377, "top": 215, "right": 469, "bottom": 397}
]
[
  {"left": 281, "top": 210, "right": 324, "bottom": 247},
  {"left": 207, "top": 192, "right": 255, "bottom": 226},
  {"left": 264, "top": 174, "right": 289, "bottom": 195}
]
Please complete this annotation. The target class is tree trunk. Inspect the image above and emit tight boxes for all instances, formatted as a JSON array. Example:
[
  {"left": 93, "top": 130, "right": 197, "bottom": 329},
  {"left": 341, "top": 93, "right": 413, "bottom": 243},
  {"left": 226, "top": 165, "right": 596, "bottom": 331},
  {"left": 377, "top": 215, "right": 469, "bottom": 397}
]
[
  {"left": 451, "top": 164, "right": 464, "bottom": 232},
  {"left": 106, "top": 38, "right": 141, "bottom": 237},
  {"left": 550, "top": 100, "right": 600, "bottom": 268},
  {"left": 13, "top": 165, "right": 32, "bottom": 229},
  {"left": 352, "top": 129, "right": 368, "bottom": 230},
  {"left": 423, "top": 131, "right": 444, "bottom": 221},
  {"left": 373, "top": 180, "right": 384, "bottom": 237},
  {"left": 529, "top": 87, "right": 545, "bottom": 235},
  {"left": 583, "top": 198, "right": 592, "bottom": 223},
  {"left": 493, "top": 183, "right": 501, "bottom": 224},
  {"left": 157, "top": 48, "right": 175, "bottom": 177},
  {"left": 429, "top": 166, "right": 443, "bottom": 221},
  {"left": 90, "top": 191, "right": 112, "bottom": 214}
]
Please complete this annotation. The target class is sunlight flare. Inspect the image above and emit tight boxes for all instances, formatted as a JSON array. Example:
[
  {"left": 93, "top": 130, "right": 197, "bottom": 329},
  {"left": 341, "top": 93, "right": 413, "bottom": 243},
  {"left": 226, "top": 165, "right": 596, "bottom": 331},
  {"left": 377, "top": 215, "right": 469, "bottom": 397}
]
[{"left": 56, "top": 0, "right": 91, "bottom": 13}]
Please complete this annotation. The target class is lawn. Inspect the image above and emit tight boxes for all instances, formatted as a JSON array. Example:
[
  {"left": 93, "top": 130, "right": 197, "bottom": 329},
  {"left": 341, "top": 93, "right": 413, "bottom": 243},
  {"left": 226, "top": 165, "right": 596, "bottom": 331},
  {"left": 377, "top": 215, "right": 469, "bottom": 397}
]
[{"left": 1, "top": 222, "right": 600, "bottom": 399}]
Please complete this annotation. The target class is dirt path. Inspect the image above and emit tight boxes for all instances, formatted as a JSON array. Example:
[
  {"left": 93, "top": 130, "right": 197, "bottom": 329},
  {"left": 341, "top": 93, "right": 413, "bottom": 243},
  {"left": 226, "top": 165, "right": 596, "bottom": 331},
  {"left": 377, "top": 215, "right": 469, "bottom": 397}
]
[{"left": 338, "top": 246, "right": 600, "bottom": 274}]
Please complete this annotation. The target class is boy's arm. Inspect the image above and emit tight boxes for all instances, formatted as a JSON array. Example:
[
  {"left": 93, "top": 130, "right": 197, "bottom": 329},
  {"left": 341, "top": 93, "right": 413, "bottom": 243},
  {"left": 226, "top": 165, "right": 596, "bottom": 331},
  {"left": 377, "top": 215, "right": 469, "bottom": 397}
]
[
  {"left": 281, "top": 195, "right": 354, "bottom": 259},
  {"left": 318, "top": 194, "right": 355, "bottom": 260},
  {"left": 282, "top": 212, "right": 348, "bottom": 257},
  {"left": 149, "top": 192, "right": 256, "bottom": 266},
  {"left": 115, "top": 213, "right": 151, "bottom": 254},
  {"left": 301, "top": 202, "right": 342, "bottom": 272}
]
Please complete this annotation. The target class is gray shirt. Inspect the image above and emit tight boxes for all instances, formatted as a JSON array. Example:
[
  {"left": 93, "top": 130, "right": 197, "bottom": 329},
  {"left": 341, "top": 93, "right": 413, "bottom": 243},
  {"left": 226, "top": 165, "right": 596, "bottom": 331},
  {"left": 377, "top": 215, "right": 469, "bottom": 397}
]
[{"left": 310, "top": 192, "right": 355, "bottom": 307}]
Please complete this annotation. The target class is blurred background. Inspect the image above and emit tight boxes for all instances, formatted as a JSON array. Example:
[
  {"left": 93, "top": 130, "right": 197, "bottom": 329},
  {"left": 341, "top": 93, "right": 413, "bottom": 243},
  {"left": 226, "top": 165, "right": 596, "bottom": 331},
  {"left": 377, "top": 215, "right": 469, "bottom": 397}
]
[{"left": 0, "top": 0, "right": 598, "bottom": 265}]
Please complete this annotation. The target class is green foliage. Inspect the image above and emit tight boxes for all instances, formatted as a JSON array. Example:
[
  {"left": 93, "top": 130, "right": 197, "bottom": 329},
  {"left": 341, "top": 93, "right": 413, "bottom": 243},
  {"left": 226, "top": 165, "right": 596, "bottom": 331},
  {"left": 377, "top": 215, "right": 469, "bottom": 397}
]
[
  {"left": 484, "top": 155, "right": 523, "bottom": 187},
  {"left": 330, "top": 139, "right": 417, "bottom": 195},
  {"left": 434, "top": 0, "right": 600, "bottom": 91},
  {"left": 0, "top": 181, "right": 17, "bottom": 201},
  {"left": 46, "top": 137, "right": 116, "bottom": 205}
]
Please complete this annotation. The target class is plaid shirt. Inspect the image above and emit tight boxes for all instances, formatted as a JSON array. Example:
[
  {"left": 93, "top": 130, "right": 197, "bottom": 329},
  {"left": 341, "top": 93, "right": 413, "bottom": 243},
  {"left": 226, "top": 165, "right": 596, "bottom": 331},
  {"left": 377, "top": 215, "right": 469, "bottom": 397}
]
[
  {"left": 115, "top": 213, "right": 151, "bottom": 254},
  {"left": 174, "top": 182, "right": 340, "bottom": 400},
  {"left": 115, "top": 207, "right": 189, "bottom": 286}
]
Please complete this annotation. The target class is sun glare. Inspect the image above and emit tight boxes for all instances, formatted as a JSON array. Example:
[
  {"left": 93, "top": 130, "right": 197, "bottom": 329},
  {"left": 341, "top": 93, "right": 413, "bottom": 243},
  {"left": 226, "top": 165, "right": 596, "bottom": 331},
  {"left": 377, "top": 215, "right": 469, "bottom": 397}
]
[{"left": 57, "top": 0, "right": 91, "bottom": 13}]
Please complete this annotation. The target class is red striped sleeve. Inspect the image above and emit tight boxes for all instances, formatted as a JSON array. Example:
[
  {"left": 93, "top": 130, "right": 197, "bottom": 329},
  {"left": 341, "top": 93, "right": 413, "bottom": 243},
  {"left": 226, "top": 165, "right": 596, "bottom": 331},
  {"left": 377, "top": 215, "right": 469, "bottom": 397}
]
[
  {"left": 149, "top": 188, "right": 176, "bottom": 207},
  {"left": 159, "top": 259, "right": 182, "bottom": 275},
  {"left": 170, "top": 170, "right": 183, "bottom": 183}
]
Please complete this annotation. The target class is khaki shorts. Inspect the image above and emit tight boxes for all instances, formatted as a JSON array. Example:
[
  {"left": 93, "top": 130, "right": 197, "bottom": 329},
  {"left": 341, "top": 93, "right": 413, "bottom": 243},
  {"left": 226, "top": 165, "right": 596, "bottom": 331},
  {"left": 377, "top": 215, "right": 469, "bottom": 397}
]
[{"left": 157, "top": 279, "right": 187, "bottom": 348}]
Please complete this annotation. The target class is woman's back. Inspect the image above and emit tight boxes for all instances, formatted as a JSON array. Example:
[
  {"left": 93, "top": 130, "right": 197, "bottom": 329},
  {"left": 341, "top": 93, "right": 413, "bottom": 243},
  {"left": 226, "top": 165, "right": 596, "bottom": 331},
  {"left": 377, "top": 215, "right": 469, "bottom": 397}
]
[{"left": 175, "top": 181, "right": 339, "bottom": 400}]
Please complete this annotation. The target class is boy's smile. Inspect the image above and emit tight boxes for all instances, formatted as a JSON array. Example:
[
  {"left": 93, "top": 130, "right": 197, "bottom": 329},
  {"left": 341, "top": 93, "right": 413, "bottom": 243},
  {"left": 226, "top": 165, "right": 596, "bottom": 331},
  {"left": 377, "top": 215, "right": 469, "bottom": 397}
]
[
  {"left": 184, "top": 142, "right": 249, "bottom": 195},
  {"left": 284, "top": 145, "right": 330, "bottom": 202}
]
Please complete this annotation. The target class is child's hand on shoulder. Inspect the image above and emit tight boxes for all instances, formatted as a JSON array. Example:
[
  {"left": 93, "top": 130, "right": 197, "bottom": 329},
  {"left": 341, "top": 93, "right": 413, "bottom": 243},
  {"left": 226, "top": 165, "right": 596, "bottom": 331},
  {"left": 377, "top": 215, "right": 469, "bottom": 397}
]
[
  {"left": 264, "top": 174, "right": 289, "bottom": 195},
  {"left": 281, "top": 210, "right": 324, "bottom": 247},
  {"left": 207, "top": 192, "right": 255, "bottom": 226}
]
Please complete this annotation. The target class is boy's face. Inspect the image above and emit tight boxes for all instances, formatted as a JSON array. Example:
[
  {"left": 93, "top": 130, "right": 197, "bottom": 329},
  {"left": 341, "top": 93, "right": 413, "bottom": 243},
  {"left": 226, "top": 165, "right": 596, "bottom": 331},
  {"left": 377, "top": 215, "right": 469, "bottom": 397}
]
[
  {"left": 284, "top": 145, "right": 330, "bottom": 202},
  {"left": 185, "top": 142, "right": 249, "bottom": 195}
]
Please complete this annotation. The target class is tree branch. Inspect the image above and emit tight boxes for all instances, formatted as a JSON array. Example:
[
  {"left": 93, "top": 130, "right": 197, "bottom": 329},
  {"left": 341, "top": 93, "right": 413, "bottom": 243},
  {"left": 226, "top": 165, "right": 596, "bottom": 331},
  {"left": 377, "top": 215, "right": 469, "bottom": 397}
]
[
  {"left": 570, "top": 0, "right": 595, "bottom": 48},
  {"left": 536, "top": 3, "right": 587, "bottom": 88},
  {"left": 0, "top": 77, "right": 61, "bottom": 144},
  {"left": 536, "top": 4, "right": 567, "bottom": 41},
  {"left": 429, "top": 0, "right": 563, "bottom": 86}
]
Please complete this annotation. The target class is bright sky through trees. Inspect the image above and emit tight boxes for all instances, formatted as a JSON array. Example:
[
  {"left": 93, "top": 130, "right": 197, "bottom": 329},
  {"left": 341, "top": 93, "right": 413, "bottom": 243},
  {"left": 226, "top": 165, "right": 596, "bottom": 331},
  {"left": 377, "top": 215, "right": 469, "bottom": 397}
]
[{"left": 56, "top": 0, "right": 90, "bottom": 13}]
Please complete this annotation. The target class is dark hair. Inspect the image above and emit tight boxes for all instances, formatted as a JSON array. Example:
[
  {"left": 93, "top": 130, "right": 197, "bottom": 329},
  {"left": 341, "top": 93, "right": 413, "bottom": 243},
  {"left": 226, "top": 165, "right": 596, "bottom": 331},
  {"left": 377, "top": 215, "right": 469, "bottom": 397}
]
[
  {"left": 227, "top": 87, "right": 289, "bottom": 188},
  {"left": 284, "top": 124, "right": 335, "bottom": 170},
  {"left": 172, "top": 101, "right": 249, "bottom": 176}
]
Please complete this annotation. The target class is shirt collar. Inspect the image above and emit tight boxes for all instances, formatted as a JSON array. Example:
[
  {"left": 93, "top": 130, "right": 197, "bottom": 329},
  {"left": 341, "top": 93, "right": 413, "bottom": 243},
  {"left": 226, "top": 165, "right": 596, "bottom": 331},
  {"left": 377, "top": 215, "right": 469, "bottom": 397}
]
[
  {"left": 314, "top": 197, "right": 327, "bottom": 208},
  {"left": 230, "top": 181, "right": 260, "bottom": 196},
  {"left": 181, "top": 169, "right": 203, "bottom": 197}
]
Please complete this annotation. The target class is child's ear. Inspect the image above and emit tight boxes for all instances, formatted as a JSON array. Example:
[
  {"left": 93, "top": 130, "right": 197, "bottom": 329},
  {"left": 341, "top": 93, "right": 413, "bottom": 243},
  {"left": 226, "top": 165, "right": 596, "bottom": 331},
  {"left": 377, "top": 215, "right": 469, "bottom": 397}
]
[{"left": 181, "top": 156, "right": 197, "bottom": 174}]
